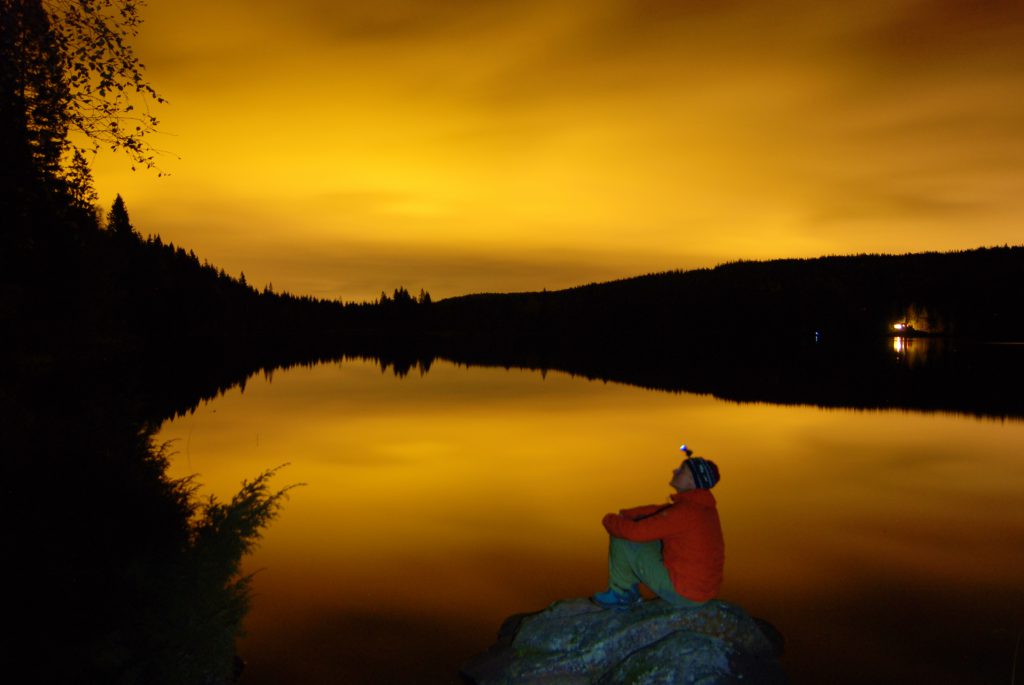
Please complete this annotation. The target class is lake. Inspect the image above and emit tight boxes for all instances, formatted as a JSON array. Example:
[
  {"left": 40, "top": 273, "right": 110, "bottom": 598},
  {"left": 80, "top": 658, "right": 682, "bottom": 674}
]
[{"left": 159, "top": 355, "right": 1024, "bottom": 684}]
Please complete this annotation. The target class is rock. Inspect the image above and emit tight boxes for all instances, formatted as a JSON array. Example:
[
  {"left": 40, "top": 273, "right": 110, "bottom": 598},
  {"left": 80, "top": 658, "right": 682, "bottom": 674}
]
[{"left": 461, "top": 598, "right": 788, "bottom": 685}]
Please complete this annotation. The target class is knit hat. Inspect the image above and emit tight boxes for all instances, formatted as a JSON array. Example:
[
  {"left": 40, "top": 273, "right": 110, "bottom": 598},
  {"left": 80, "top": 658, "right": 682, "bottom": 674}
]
[{"left": 687, "top": 457, "right": 720, "bottom": 489}]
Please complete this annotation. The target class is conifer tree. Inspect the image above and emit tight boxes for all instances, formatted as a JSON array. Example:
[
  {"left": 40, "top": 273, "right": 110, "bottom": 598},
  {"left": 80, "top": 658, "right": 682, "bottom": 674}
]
[
  {"left": 106, "top": 193, "right": 133, "bottom": 236},
  {"left": 1, "top": 0, "right": 165, "bottom": 210},
  {"left": 1, "top": 0, "right": 71, "bottom": 203}
]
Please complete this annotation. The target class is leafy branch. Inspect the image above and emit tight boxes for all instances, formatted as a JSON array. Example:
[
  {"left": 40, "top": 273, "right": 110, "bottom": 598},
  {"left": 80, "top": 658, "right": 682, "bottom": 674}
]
[{"left": 43, "top": 0, "right": 169, "bottom": 173}]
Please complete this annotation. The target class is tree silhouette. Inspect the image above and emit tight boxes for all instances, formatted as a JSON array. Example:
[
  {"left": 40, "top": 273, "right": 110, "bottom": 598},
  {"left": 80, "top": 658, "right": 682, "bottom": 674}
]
[
  {"left": 41, "top": 0, "right": 165, "bottom": 169},
  {"left": 1, "top": 0, "right": 165, "bottom": 209},
  {"left": 106, "top": 192, "right": 133, "bottom": 237},
  {"left": 1, "top": 0, "right": 71, "bottom": 203},
  {"left": 393, "top": 286, "right": 414, "bottom": 306}
]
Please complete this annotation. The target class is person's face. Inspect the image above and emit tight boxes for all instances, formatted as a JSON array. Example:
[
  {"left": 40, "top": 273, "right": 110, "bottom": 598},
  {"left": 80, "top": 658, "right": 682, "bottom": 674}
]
[{"left": 670, "top": 461, "right": 696, "bottom": 492}]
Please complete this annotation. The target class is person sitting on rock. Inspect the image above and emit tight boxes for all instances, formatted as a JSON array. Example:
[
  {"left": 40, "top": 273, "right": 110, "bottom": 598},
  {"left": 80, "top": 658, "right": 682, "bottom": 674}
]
[{"left": 593, "top": 447, "right": 724, "bottom": 610}]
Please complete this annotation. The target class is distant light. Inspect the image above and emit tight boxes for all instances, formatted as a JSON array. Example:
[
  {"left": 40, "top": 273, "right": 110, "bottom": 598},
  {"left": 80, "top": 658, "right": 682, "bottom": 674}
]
[{"left": 893, "top": 323, "right": 906, "bottom": 331}]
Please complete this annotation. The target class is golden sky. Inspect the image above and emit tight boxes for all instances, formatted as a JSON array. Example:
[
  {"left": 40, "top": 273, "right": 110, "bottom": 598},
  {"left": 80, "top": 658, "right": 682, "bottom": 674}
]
[{"left": 89, "top": 0, "right": 1024, "bottom": 301}]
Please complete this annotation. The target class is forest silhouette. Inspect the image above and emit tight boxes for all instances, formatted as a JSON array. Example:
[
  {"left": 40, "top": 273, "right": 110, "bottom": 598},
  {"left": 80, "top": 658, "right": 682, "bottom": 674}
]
[
  {"left": 4, "top": 0, "right": 1022, "bottom": 420},
  {"left": 11, "top": 201, "right": 1020, "bottom": 422}
]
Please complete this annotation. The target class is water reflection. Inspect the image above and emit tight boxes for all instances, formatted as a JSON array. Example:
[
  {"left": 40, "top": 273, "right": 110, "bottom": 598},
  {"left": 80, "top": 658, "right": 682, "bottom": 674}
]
[
  {"left": 361, "top": 335, "right": 1024, "bottom": 419},
  {"left": 2, "top": 367, "right": 293, "bottom": 685},
  {"left": 891, "top": 335, "right": 943, "bottom": 368},
  {"left": 893, "top": 335, "right": 907, "bottom": 355},
  {"left": 160, "top": 358, "right": 1024, "bottom": 685}
]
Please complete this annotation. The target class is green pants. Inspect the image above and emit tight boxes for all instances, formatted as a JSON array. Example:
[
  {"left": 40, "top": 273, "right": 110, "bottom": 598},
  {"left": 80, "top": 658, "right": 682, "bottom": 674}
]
[{"left": 608, "top": 536, "right": 704, "bottom": 608}]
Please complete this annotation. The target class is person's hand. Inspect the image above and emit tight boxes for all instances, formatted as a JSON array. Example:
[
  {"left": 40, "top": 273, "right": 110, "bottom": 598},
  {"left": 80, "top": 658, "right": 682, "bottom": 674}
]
[{"left": 602, "top": 513, "right": 618, "bottom": 528}]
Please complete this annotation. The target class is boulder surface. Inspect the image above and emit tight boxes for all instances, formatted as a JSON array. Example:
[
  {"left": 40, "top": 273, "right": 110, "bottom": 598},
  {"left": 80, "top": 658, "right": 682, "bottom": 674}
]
[{"left": 461, "top": 598, "right": 787, "bottom": 685}]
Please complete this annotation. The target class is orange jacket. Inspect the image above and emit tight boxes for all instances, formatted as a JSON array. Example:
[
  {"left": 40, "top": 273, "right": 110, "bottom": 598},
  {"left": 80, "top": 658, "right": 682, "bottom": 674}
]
[{"left": 602, "top": 489, "right": 724, "bottom": 602}]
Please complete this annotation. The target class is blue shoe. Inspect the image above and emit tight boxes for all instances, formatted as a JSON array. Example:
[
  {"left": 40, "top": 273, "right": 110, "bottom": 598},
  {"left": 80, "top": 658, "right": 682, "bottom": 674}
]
[{"left": 592, "top": 586, "right": 642, "bottom": 610}]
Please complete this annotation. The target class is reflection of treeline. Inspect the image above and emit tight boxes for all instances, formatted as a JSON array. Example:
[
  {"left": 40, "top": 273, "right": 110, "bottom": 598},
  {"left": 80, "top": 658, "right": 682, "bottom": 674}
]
[
  {"left": 1, "top": 360, "right": 294, "bottom": 684},
  {"left": 3, "top": 194, "right": 372, "bottom": 422},
  {"left": 416, "top": 340, "right": 1024, "bottom": 419},
  {"left": 349, "top": 248, "right": 1024, "bottom": 419},
  {"left": 324, "top": 337, "right": 1024, "bottom": 420}
]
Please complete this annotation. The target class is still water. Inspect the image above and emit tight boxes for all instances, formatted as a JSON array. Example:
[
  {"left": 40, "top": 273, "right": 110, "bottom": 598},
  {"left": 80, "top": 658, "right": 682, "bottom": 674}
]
[{"left": 159, "top": 357, "right": 1024, "bottom": 684}]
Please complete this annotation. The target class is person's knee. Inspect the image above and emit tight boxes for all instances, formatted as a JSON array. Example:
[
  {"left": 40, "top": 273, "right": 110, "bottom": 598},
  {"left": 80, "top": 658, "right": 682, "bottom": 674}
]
[{"left": 609, "top": 536, "right": 640, "bottom": 559}]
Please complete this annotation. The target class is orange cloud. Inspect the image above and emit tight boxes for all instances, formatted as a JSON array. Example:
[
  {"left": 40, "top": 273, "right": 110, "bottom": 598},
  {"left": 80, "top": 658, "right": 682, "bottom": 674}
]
[{"left": 90, "top": 0, "right": 1024, "bottom": 300}]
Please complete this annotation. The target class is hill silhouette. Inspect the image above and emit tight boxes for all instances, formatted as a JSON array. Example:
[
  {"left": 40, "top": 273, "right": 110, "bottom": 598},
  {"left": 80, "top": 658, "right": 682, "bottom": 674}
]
[
  {"left": 425, "top": 247, "right": 1024, "bottom": 349},
  {"left": 4, "top": 197, "right": 1022, "bottom": 419},
  {"left": 373, "top": 247, "right": 1024, "bottom": 418}
]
